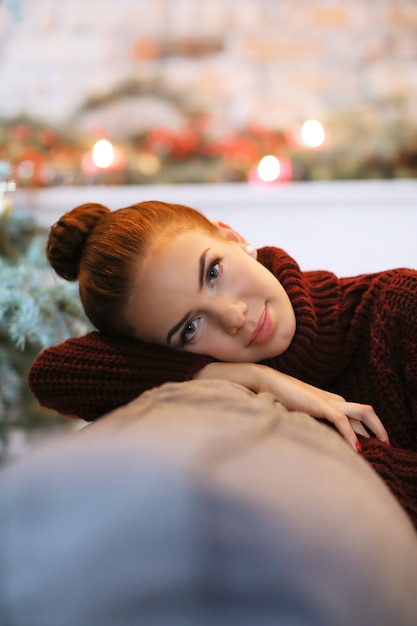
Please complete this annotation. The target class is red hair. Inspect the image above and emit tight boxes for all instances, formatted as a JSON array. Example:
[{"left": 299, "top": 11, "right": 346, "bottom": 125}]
[{"left": 46, "top": 200, "right": 218, "bottom": 335}]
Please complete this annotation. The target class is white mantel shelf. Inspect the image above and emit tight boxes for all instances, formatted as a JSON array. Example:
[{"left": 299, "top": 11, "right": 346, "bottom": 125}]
[{"left": 12, "top": 179, "right": 417, "bottom": 277}]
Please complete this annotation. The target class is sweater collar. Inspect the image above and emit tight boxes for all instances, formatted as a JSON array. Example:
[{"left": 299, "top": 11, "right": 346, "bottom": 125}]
[{"left": 257, "top": 247, "right": 342, "bottom": 384}]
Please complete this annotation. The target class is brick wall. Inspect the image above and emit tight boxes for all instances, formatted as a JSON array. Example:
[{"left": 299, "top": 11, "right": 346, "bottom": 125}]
[{"left": 0, "top": 0, "right": 416, "bottom": 133}]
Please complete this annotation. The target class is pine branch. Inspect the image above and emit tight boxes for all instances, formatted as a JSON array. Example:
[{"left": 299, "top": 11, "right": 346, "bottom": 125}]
[{"left": 0, "top": 214, "right": 91, "bottom": 446}]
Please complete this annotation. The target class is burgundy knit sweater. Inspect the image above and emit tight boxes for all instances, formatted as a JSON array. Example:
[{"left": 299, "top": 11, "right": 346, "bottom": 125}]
[{"left": 28, "top": 247, "right": 417, "bottom": 530}]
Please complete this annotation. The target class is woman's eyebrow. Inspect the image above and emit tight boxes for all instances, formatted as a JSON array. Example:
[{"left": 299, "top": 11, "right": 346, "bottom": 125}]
[
  {"left": 167, "top": 248, "right": 210, "bottom": 345},
  {"left": 199, "top": 248, "right": 210, "bottom": 290},
  {"left": 167, "top": 311, "right": 191, "bottom": 345}
]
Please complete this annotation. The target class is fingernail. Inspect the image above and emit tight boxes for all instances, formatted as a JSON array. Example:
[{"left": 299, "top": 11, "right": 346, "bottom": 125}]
[
  {"left": 356, "top": 441, "right": 362, "bottom": 453},
  {"left": 378, "top": 437, "right": 391, "bottom": 447}
]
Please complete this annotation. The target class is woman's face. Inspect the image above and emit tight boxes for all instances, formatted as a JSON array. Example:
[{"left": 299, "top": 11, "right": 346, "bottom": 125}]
[{"left": 127, "top": 227, "right": 296, "bottom": 362}]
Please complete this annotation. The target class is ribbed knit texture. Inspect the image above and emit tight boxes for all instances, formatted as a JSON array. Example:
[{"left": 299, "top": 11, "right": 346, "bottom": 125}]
[
  {"left": 28, "top": 246, "right": 417, "bottom": 531},
  {"left": 360, "top": 436, "right": 417, "bottom": 532},
  {"left": 258, "top": 247, "right": 417, "bottom": 451},
  {"left": 28, "top": 332, "right": 214, "bottom": 420}
]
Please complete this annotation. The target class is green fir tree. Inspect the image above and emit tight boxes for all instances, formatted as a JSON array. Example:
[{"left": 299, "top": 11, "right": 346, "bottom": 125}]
[{"left": 0, "top": 208, "right": 91, "bottom": 461}]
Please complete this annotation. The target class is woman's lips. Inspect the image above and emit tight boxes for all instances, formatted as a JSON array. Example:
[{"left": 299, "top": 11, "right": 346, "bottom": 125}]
[{"left": 249, "top": 305, "right": 273, "bottom": 345}]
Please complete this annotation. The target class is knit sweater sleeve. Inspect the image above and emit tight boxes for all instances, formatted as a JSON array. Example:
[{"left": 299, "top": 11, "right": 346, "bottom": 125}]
[{"left": 28, "top": 332, "right": 215, "bottom": 421}]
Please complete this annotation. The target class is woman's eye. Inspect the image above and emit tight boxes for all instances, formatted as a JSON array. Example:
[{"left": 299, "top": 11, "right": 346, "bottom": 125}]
[
  {"left": 181, "top": 319, "right": 199, "bottom": 345},
  {"left": 206, "top": 259, "right": 222, "bottom": 286}
]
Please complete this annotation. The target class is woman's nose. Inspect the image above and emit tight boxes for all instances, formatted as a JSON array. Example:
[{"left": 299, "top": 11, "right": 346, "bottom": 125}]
[{"left": 217, "top": 300, "right": 247, "bottom": 334}]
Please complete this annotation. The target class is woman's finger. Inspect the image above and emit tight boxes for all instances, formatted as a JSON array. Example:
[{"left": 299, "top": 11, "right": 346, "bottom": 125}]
[
  {"left": 299, "top": 395, "right": 360, "bottom": 452},
  {"left": 325, "top": 409, "right": 360, "bottom": 452},
  {"left": 333, "top": 401, "right": 390, "bottom": 443},
  {"left": 348, "top": 417, "right": 370, "bottom": 438}
]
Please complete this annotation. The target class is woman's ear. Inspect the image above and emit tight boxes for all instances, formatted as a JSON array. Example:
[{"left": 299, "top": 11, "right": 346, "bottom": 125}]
[
  {"left": 212, "top": 220, "right": 243, "bottom": 243},
  {"left": 212, "top": 220, "right": 257, "bottom": 259}
]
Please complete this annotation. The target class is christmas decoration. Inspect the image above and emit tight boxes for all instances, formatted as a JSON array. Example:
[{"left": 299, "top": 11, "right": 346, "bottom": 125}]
[
  {"left": 1, "top": 92, "right": 416, "bottom": 189},
  {"left": 0, "top": 185, "right": 91, "bottom": 463}
]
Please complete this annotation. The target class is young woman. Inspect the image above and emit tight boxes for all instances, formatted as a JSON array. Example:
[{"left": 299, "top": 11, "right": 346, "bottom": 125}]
[{"left": 29, "top": 200, "right": 417, "bottom": 525}]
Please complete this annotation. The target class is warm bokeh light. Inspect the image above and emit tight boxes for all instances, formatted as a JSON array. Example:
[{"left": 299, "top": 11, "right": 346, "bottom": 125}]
[
  {"left": 92, "top": 139, "right": 114, "bottom": 168},
  {"left": 81, "top": 141, "right": 126, "bottom": 175},
  {"left": 249, "top": 154, "right": 291, "bottom": 185},
  {"left": 300, "top": 119, "right": 325, "bottom": 148},
  {"left": 257, "top": 155, "right": 281, "bottom": 182}
]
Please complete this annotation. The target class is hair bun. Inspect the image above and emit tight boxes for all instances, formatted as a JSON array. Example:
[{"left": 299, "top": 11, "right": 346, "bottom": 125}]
[{"left": 46, "top": 203, "right": 110, "bottom": 281}]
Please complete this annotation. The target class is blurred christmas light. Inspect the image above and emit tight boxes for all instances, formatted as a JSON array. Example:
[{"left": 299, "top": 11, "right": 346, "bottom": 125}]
[
  {"left": 286, "top": 119, "right": 328, "bottom": 150},
  {"left": 92, "top": 139, "right": 114, "bottom": 168},
  {"left": 300, "top": 119, "right": 325, "bottom": 148},
  {"left": 249, "top": 155, "right": 291, "bottom": 185},
  {"left": 82, "top": 140, "right": 126, "bottom": 175},
  {"left": 258, "top": 155, "right": 281, "bottom": 182}
]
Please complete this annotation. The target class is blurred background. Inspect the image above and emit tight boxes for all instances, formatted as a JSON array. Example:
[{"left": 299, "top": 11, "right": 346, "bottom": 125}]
[
  {"left": 0, "top": 0, "right": 416, "bottom": 186},
  {"left": 0, "top": 0, "right": 416, "bottom": 461}
]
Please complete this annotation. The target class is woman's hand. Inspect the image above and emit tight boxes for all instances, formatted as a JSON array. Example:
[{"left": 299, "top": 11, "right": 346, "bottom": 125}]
[{"left": 195, "top": 362, "right": 390, "bottom": 452}]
